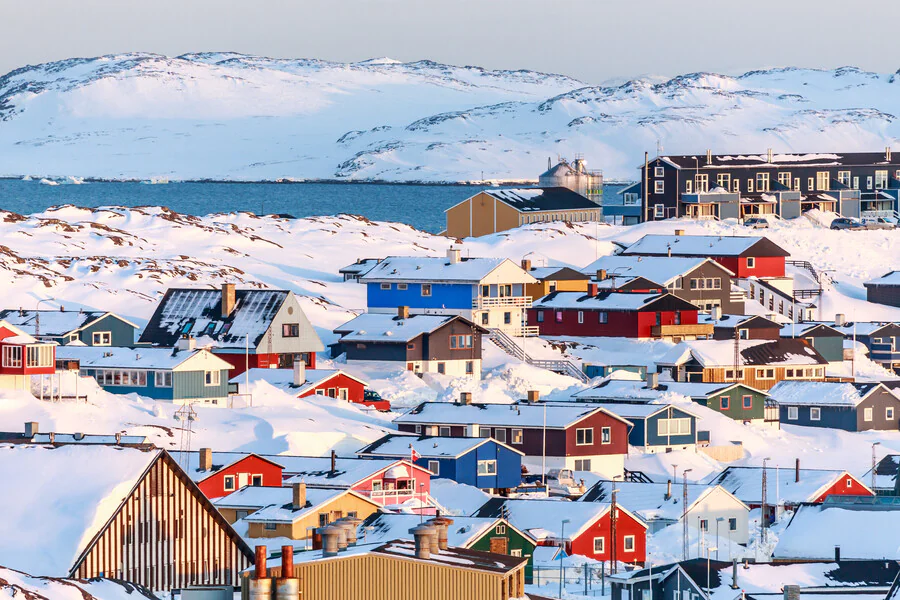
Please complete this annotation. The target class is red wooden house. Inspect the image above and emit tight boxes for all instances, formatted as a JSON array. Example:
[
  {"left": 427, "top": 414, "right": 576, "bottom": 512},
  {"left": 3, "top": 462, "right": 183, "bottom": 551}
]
[
  {"left": 170, "top": 448, "right": 285, "bottom": 499},
  {"left": 473, "top": 498, "right": 648, "bottom": 565},
  {"left": 0, "top": 320, "right": 56, "bottom": 389},
  {"left": 621, "top": 234, "right": 789, "bottom": 278},
  {"left": 529, "top": 287, "right": 709, "bottom": 340}
]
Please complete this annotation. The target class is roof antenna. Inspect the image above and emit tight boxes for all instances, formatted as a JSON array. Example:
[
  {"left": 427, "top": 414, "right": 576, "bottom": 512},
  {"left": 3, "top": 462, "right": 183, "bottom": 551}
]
[{"left": 548, "top": 157, "right": 552, "bottom": 171}]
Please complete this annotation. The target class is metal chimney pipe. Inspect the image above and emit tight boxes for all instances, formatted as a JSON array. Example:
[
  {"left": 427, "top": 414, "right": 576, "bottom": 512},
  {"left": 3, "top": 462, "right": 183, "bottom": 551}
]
[
  {"left": 274, "top": 544, "right": 299, "bottom": 600},
  {"left": 665, "top": 480, "right": 672, "bottom": 501},
  {"left": 409, "top": 524, "right": 436, "bottom": 560},
  {"left": 255, "top": 545, "right": 268, "bottom": 579},
  {"left": 428, "top": 516, "right": 454, "bottom": 551},
  {"left": 248, "top": 545, "right": 273, "bottom": 600},
  {"left": 281, "top": 546, "right": 294, "bottom": 579},
  {"left": 331, "top": 450, "right": 337, "bottom": 473},
  {"left": 731, "top": 559, "right": 739, "bottom": 589},
  {"left": 795, "top": 458, "right": 800, "bottom": 483}
]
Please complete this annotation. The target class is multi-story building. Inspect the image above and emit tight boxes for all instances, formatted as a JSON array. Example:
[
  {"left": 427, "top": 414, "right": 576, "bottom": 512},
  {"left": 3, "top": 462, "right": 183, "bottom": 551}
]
[{"left": 0, "top": 309, "right": 138, "bottom": 346}]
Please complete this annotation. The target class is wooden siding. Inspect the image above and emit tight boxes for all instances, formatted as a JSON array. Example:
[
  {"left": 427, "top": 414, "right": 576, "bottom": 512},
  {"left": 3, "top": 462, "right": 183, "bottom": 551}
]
[
  {"left": 71, "top": 453, "right": 253, "bottom": 591},
  {"left": 247, "top": 492, "right": 381, "bottom": 540},
  {"left": 173, "top": 370, "right": 230, "bottom": 401},
  {"left": 693, "top": 366, "right": 824, "bottom": 391},
  {"left": 78, "top": 315, "right": 138, "bottom": 347},
  {"left": 867, "top": 284, "right": 900, "bottom": 309}
]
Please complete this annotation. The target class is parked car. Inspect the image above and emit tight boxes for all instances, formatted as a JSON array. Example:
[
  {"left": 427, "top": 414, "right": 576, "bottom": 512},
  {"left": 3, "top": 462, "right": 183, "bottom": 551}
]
[
  {"left": 860, "top": 217, "right": 897, "bottom": 230},
  {"left": 545, "top": 469, "right": 587, "bottom": 498},
  {"left": 743, "top": 217, "right": 770, "bottom": 229},
  {"left": 830, "top": 217, "right": 866, "bottom": 230}
]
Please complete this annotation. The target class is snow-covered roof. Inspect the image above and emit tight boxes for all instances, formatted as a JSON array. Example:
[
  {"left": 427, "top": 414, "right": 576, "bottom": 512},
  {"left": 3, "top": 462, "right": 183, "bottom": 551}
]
[
  {"left": 338, "top": 258, "right": 381, "bottom": 276},
  {"left": 358, "top": 513, "right": 499, "bottom": 548},
  {"left": 394, "top": 402, "right": 630, "bottom": 429},
  {"left": 774, "top": 504, "right": 900, "bottom": 560},
  {"left": 572, "top": 379, "right": 758, "bottom": 402},
  {"left": 243, "top": 488, "right": 352, "bottom": 524},
  {"left": 360, "top": 255, "right": 533, "bottom": 284},
  {"left": 826, "top": 321, "right": 900, "bottom": 337},
  {"left": 578, "top": 481, "right": 745, "bottom": 522},
  {"left": 0, "top": 310, "right": 138, "bottom": 337},
  {"left": 621, "top": 234, "right": 788, "bottom": 258},
  {"left": 568, "top": 402, "right": 698, "bottom": 420},
  {"left": 0, "top": 444, "right": 159, "bottom": 575},
  {"left": 482, "top": 187, "right": 599, "bottom": 212},
  {"left": 56, "top": 345, "right": 232, "bottom": 371},
  {"left": 229, "top": 368, "right": 367, "bottom": 395},
  {"left": 658, "top": 339, "right": 827, "bottom": 367},
  {"left": 334, "top": 313, "right": 478, "bottom": 343},
  {"left": 866, "top": 271, "right": 900, "bottom": 286},
  {"left": 527, "top": 266, "right": 588, "bottom": 281},
  {"left": 581, "top": 256, "right": 723, "bottom": 283},
  {"left": 705, "top": 466, "right": 858, "bottom": 504},
  {"left": 768, "top": 381, "right": 888, "bottom": 407},
  {"left": 533, "top": 291, "right": 682, "bottom": 311},
  {"left": 357, "top": 434, "right": 524, "bottom": 459},
  {"left": 213, "top": 485, "right": 289, "bottom": 510}
]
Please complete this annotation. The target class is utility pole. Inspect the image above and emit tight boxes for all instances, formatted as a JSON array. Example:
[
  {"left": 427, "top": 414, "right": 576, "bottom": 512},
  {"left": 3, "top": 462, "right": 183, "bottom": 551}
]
[
  {"left": 610, "top": 481, "right": 621, "bottom": 574},
  {"left": 761, "top": 458, "right": 770, "bottom": 543},
  {"left": 873, "top": 442, "right": 882, "bottom": 491},
  {"left": 683, "top": 468, "right": 692, "bottom": 560},
  {"left": 644, "top": 152, "right": 650, "bottom": 223}
]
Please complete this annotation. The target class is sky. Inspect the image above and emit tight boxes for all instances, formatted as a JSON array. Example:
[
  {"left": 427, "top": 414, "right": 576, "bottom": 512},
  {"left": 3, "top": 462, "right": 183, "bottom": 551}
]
[{"left": 4, "top": 0, "right": 900, "bottom": 82}]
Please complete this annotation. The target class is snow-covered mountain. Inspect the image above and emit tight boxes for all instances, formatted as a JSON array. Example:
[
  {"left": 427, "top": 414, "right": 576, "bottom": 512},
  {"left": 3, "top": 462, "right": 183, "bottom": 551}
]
[{"left": 1, "top": 53, "right": 899, "bottom": 181}]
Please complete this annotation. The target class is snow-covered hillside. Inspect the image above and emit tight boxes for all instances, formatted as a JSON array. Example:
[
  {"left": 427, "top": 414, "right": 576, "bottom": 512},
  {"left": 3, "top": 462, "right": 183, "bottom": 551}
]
[{"left": 2, "top": 54, "right": 900, "bottom": 181}]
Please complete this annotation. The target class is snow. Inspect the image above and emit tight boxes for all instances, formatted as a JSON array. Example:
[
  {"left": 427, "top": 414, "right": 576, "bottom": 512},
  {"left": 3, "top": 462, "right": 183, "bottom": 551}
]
[
  {"left": 773, "top": 504, "right": 900, "bottom": 560},
  {"left": 335, "top": 313, "right": 461, "bottom": 343},
  {"left": 394, "top": 402, "right": 625, "bottom": 429},
  {"left": 534, "top": 291, "right": 667, "bottom": 310},
  {"left": 232, "top": 368, "right": 363, "bottom": 396},
  {"left": 622, "top": 234, "right": 775, "bottom": 258},
  {"left": 56, "top": 345, "right": 225, "bottom": 370},
  {"left": 768, "top": 381, "right": 880, "bottom": 407},
  {"left": 659, "top": 339, "right": 826, "bottom": 367},
  {"left": 359, "top": 513, "right": 497, "bottom": 547},
  {"left": 581, "top": 256, "right": 713, "bottom": 283},
  {"left": 704, "top": 466, "right": 850, "bottom": 504},
  {"left": 579, "top": 480, "right": 722, "bottom": 522},
  {"left": 243, "top": 488, "right": 347, "bottom": 524},
  {"left": 472, "top": 498, "right": 619, "bottom": 540},
  {"left": 0, "top": 567, "right": 154, "bottom": 600},
  {"left": 429, "top": 479, "right": 491, "bottom": 516},
  {"left": 359, "top": 434, "right": 515, "bottom": 458},
  {"left": 360, "top": 256, "right": 532, "bottom": 284},
  {"left": 867, "top": 271, "right": 900, "bottom": 285}
]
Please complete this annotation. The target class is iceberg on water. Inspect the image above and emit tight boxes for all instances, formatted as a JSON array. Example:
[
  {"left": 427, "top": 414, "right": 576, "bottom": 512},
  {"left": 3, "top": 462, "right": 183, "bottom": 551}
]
[
  {"left": 66, "top": 176, "right": 85, "bottom": 185},
  {"left": 39, "top": 178, "right": 59, "bottom": 186},
  {"left": 21, "top": 175, "right": 32, "bottom": 181}
]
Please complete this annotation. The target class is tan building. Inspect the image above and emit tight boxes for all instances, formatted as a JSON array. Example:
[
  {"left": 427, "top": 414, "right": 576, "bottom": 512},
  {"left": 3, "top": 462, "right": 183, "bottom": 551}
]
[
  {"left": 444, "top": 188, "right": 601, "bottom": 238},
  {"left": 522, "top": 262, "right": 590, "bottom": 301}
]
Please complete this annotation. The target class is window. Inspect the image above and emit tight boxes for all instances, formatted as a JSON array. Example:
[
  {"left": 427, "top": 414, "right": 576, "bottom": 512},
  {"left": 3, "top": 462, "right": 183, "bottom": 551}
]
[
  {"left": 658, "top": 418, "right": 691, "bottom": 436},
  {"left": 466, "top": 361, "right": 474, "bottom": 375},
  {"left": 251, "top": 475, "right": 263, "bottom": 486},
  {"left": 837, "top": 171, "right": 851, "bottom": 186},
  {"left": 223, "top": 476, "right": 235, "bottom": 491},
  {"left": 510, "top": 549, "right": 522, "bottom": 557},
  {"left": 720, "top": 396, "right": 730, "bottom": 410},
  {"left": 733, "top": 179, "right": 740, "bottom": 193},
  {"left": 654, "top": 166, "right": 665, "bottom": 178},
  {"left": 778, "top": 172, "right": 792, "bottom": 188},
  {"left": 575, "top": 459, "right": 592, "bottom": 471},
  {"left": 756, "top": 172, "right": 769, "bottom": 192},
  {"left": 555, "top": 311, "right": 564, "bottom": 324},
  {"left": 477, "top": 460, "right": 497, "bottom": 476},
  {"left": 876, "top": 170, "right": 889, "bottom": 189},
  {"left": 747, "top": 257, "right": 756, "bottom": 269},
  {"left": 504, "top": 312, "right": 511, "bottom": 325},
  {"left": 685, "top": 180, "right": 692, "bottom": 194},
  {"left": 593, "top": 537, "right": 605, "bottom": 553},
  {"left": 315, "top": 389, "right": 325, "bottom": 395},
  {"left": 380, "top": 283, "right": 391, "bottom": 290},
  {"left": 439, "top": 426, "right": 451, "bottom": 436},
  {"left": 576, "top": 428, "right": 594, "bottom": 445},
  {"left": 793, "top": 178, "right": 800, "bottom": 191},
  {"left": 717, "top": 173, "right": 731, "bottom": 189},
  {"left": 810, "top": 407, "right": 821, "bottom": 421},
  {"left": 738, "top": 328, "right": 749, "bottom": 340},
  {"left": 867, "top": 176, "right": 874, "bottom": 190},
  {"left": 496, "top": 524, "right": 507, "bottom": 535},
  {"left": 536, "top": 310, "right": 544, "bottom": 323},
  {"left": 450, "top": 334, "right": 474, "bottom": 349},
  {"left": 437, "top": 362, "right": 445, "bottom": 374},
  {"left": 846, "top": 478, "right": 853, "bottom": 488},
  {"left": 421, "top": 284, "right": 432, "bottom": 297},
  {"left": 481, "top": 313, "right": 489, "bottom": 326},
  {"left": 154, "top": 371, "right": 173, "bottom": 388},
  {"left": 397, "top": 283, "right": 408, "bottom": 291},
  {"left": 204, "top": 370, "right": 220, "bottom": 386},
  {"left": 511, "top": 429, "right": 523, "bottom": 444},
  {"left": 494, "top": 428, "right": 507, "bottom": 443},
  {"left": 816, "top": 171, "right": 830, "bottom": 191},
  {"left": 674, "top": 311, "right": 681, "bottom": 325},
  {"left": 264, "top": 522, "right": 277, "bottom": 531},
  {"left": 655, "top": 312, "right": 662, "bottom": 326},
  {"left": 756, "top": 368, "right": 775, "bottom": 379},
  {"left": 864, "top": 407, "right": 873, "bottom": 422},
  {"left": 623, "top": 535, "right": 635, "bottom": 552},
  {"left": 788, "top": 406, "right": 799, "bottom": 420},
  {"left": 577, "top": 311, "right": 584, "bottom": 324},
  {"left": 623, "top": 193, "right": 639, "bottom": 205},
  {"left": 25, "top": 346, "right": 54, "bottom": 368},
  {"left": 2, "top": 346, "right": 22, "bottom": 368},
  {"left": 479, "top": 427, "right": 492, "bottom": 438},
  {"left": 428, "top": 461, "right": 440, "bottom": 475},
  {"left": 407, "top": 342, "right": 416, "bottom": 350},
  {"left": 92, "top": 331, "right": 112, "bottom": 346},
  {"left": 853, "top": 176, "right": 860, "bottom": 189},
  {"left": 415, "top": 425, "right": 422, "bottom": 434},
  {"left": 601, "top": 427, "right": 611, "bottom": 444},
  {"left": 598, "top": 312, "right": 608, "bottom": 324},
  {"left": 743, "top": 395, "right": 752, "bottom": 410},
  {"left": 887, "top": 407, "right": 895, "bottom": 420},
  {"left": 654, "top": 204, "right": 665, "bottom": 218},
  {"left": 699, "top": 519, "right": 708, "bottom": 532},
  {"left": 729, "top": 518, "right": 737, "bottom": 531},
  {"left": 281, "top": 323, "right": 299, "bottom": 337}
]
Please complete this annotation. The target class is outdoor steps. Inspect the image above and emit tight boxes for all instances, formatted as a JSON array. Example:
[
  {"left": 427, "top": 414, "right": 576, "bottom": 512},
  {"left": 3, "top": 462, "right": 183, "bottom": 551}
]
[{"left": 488, "top": 329, "right": 589, "bottom": 384}]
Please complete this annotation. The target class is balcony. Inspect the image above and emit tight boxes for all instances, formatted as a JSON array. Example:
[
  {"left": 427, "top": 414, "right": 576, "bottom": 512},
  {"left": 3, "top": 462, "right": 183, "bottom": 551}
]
[
  {"left": 473, "top": 295, "right": 532, "bottom": 309},
  {"left": 651, "top": 323, "right": 714, "bottom": 338}
]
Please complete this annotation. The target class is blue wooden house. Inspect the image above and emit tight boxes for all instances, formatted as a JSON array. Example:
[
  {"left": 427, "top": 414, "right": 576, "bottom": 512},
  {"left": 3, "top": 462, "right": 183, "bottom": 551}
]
[
  {"left": 356, "top": 434, "right": 524, "bottom": 493},
  {"left": 581, "top": 402, "right": 699, "bottom": 453},
  {"left": 56, "top": 345, "right": 233, "bottom": 406},
  {"left": 770, "top": 381, "right": 900, "bottom": 432},
  {"left": 358, "top": 249, "right": 536, "bottom": 335},
  {"left": 0, "top": 309, "right": 138, "bottom": 347}
]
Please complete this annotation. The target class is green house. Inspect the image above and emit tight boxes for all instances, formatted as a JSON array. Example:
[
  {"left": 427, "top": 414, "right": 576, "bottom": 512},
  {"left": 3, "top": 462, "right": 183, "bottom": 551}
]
[{"left": 685, "top": 382, "right": 773, "bottom": 424}]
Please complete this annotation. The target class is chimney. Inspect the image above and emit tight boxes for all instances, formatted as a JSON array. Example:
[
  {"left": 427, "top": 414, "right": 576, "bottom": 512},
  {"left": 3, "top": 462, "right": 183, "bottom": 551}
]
[
  {"left": 428, "top": 516, "right": 454, "bottom": 551},
  {"left": 795, "top": 458, "right": 800, "bottom": 483},
  {"left": 587, "top": 282, "right": 599, "bottom": 297},
  {"left": 255, "top": 545, "right": 268, "bottom": 579},
  {"left": 521, "top": 259, "right": 532, "bottom": 272},
  {"left": 318, "top": 525, "right": 342, "bottom": 557},
  {"left": 49, "top": 432, "right": 55, "bottom": 444},
  {"left": 767, "top": 148, "right": 774, "bottom": 163},
  {"left": 333, "top": 523, "right": 350, "bottom": 550},
  {"left": 596, "top": 269, "right": 607, "bottom": 281},
  {"left": 527, "top": 390, "right": 540, "bottom": 403},
  {"left": 665, "top": 479, "right": 672, "bottom": 501},
  {"left": 293, "top": 359, "right": 306, "bottom": 386},
  {"left": 221, "top": 283, "right": 236, "bottom": 318},
  {"left": 834, "top": 545, "right": 841, "bottom": 562},
  {"left": 711, "top": 305, "right": 722, "bottom": 321},
  {"left": 397, "top": 305, "right": 410, "bottom": 320},
  {"left": 330, "top": 449, "right": 337, "bottom": 473},
  {"left": 674, "top": 229, "right": 685, "bottom": 236},
  {"left": 24, "top": 422, "right": 38, "bottom": 438},
  {"left": 338, "top": 516, "right": 362, "bottom": 546},
  {"left": 648, "top": 372, "right": 659, "bottom": 390},
  {"left": 176, "top": 336, "right": 197, "bottom": 352},
  {"left": 834, "top": 313, "right": 846, "bottom": 327},
  {"left": 115, "top": 432, "right": 122, "bottom": 444},
  {"left": 292, "top": 482, "right": 307, "bottom": 510},
  {"left": 667, "top": 247, "right": 672, "bottom": 258},
  {"left": 706, "top": 149, "right": 712, "bottom": 164},
  {"left": 409, "top": 524, "right": 436, "bottom": 560},
  {"left": 887, "top": 147, "right": 892, "bottom": 162},
  {"left": 459, "top": 392, "right": 472, "bottom": 405},
  {"left": 447, "top": 248, "right": 461, "bottom": 264},
  {"left": 784, "top": 586, "right": 800, "bottom": 600},
  {"left": 199, "top": 447, "right": 213, "bottom": 471},
  {"left": 280, "top": 545, "right": 294, "bottom": 579}
]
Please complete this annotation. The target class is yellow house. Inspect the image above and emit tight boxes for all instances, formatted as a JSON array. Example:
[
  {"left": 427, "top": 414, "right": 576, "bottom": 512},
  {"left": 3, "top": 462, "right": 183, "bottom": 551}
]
[
  {"left": 243, "top": 484, "right": 381, "bottom": 541},
  {"left": 444, "top": 188, "right": 601, "bottom": 238},
  {"left": 522, "top": 263, "right": 591, "bottom": 300}
]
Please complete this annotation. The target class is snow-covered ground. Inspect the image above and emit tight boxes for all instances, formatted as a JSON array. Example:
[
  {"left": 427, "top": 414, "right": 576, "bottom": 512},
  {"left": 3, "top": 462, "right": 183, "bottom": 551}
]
[{"left": 2, "top": 55, "right": 900, "bottom": 181}]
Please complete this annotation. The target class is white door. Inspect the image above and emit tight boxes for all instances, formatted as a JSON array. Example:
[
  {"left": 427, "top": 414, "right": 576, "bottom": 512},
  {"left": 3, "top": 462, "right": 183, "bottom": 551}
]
[{"left": 238, "top": 473, "right": 249, "bottom": 488}]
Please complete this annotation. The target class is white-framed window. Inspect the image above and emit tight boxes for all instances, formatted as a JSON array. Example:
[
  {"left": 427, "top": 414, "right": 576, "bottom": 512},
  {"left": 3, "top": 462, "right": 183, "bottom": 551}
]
[
  {"left": 747, "top": 257, "right": 756, "bottom": 269},
  {"left": 25, "top": 345, "right": 54, "bottom": 368},
  {"left": 810, "top": 407, "right": 821, "bottom": 421},
  {"left": 733, "top": 179, "right": 740, "bottom": 193},
  {"left": 756, "top": 172, "right": 769, "bottom": 192},
  {"left": 623, "top": 193, "right": 639, "bottom": 206},
  {"left": 601, "top": 427, "right": 611, "bottom": 444},
  {"left": 315, "top": 389, "right": 326, "bottom": 395},
  {"left": 415, "top": 424, "right": 422, "bottom": 434},
  {"left": 788, "top": 406, "right": 799, "bottom": 420},
  {"left": 264, "top": 522, "right": 277, "bottom": 531},
  {"left": 477, "top": 460, "right": 497, "bottom": 476},
  {"left": 717, "top": 173, "right": 731, "bottom": 189},
  {"left": 837, "top": 171, "right": 851, "bottom": 186},
  {"left": 658, "top": 418, "right": 692, "bottom": 436},
  {"left": 864, "top": 407, "right": 873, "bottom": 422},
  {"left": 510, "top": 549, "right": 522, "bottom": 557},
  {"left": 281, "top": 323, "right": 300, "bottom": 337},
  {"left": 793, "top": 178, "right": 801, "bottom": 191},
  {"left": 654, "top": 166, "right": 665, "bottom": 178},
  {"left": 729, "top": 518, "right": 737, "bottom": 531},
  {"left": 380, "top": 283, "right": 391, "bottom": 290},
  {"left": 654, "top": 204, "right": 664, "bottom": 218},
  {"left": 593, "top": 537, "right": 605, "bottom": 553},
  {"left": 685, "top": 180, "right": 692, "bottom": 194},
  {"left": 154, "top": 371, "right": 173, "bottom": 388},
  {"left": 598, "top": 312, "right": 608, "bottom": 324},
  {"left": 574, "top": 459, "right": 592, "bottom": 471},
  {"left": 251, "top": 474, "right": 263, "bottom": 486},
  {"left": 867, "top": 176, "right": 874, "bottom": 190},
  {"left": 576, "top": 428, "right": 594, "bottom": 445},
  {"left": 816, "top": 171, "right": 830, "bottom": 191},
  {"left": 807, "top": 177, "right": 815, "bottom": 190},
  {"left": 887, "top": 407, "right": 895, "bottom": 420},
  {"left": 204, "top": 370, "right": 221, "bottom": 386},
  {"left": 756, "top": 368, "right": 775, "bottom": 379},
  {"left": 397, "top": 283, "right": 408, "bottom": 291},
  {"left": 623, "top": 535, "right": 635, "bottom": 552},
  {"left": 92, "top": 331, "right": 112, "bottom": 346},
  {"left": 739, "top": 328, "right": 749, "bottom": 340},
  {"left": 494, "top": 428, "right": 507, "bottom": 443},
  {"left": 1, "top": 346, "right": 22, "bottom": 368},
  {"left": 511, "top": 428, "right": 523, "bottom": 444},
  {"left": 421, "top": 284, "right": 432, "bottom": 297},
  {"left": 724, "top": 369, "right": 744, "bottom": 380},
  {"left": 853, "top": 176, "right": 860, "bottom": 189},
  {"left": 496, "top": 524, "right": 506, "bottom": 535},
  {"left": 747, "top": 179, "right": 754, "bottom": 193},
  {"left": 577, "top": 311, "right": 584, "bottom": 324},
  {"left": 699, "top": 519, "right": 708, "bottom": 531},
  {"left": 875, "top": 170, "right": 889, "bottom": 189},
  {"left": 654, "top": 181, "right": 664, "bottom": 194},
  {"left": 778, "top": 172, "right": 792, "bottom": 188},
  {"left": 439, "top": 426, "right": 451, "bottom": 436},
  {"left": 428, "top": 460, "right": 440, "bottom": 475},
  {"left": 223, "top": 475, "right": 235, "bottom": 491}
]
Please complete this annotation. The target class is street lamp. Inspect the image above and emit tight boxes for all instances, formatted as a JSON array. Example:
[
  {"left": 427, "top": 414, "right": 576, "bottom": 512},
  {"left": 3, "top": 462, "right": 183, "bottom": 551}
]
[
  {"left": 872, "top": 442, "right": 882, "bottom": 491},
  {"left": 559, "top": 518, "right": 571, "bottom": 598},
  {"left": 706, "top": 547, "right": 719, "bottom": 593},
  {"left": 608, "top": 266, "right": 632, "bottom": 289},
  {"left": 682, "top": 468, "right": 693, "bottom": 560},
  {"left": 715, "top": 517, "right": 724, "bottom": 561}
]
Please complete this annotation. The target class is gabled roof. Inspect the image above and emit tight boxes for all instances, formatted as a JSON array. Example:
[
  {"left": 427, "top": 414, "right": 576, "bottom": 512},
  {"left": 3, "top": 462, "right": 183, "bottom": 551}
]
[
  {"left": 774, "top": 503, "right": 900, "bottom": 560},
  {"left": 358, "top": 513, "right": 518, "bottom": 548},
  {"left": 527, "top": 266, "right": 590, "bottom": 282},
  {"left": 56, "top": 345, "right": 233, "bottom": 371},
  {"left": 825, "top": 321, "right": 900, "bottom": 337},
  {"left": 338, "top": 258, "right": 381, "bottom": 276},
  {"left": 356, "top": 433, "right": 525, "bottom": 459},
  {"left": 393, "top": 401, "right": 632, "bottom": 429},
  {"left": 280, "top": 457, "right": 426, "bottom": 488},
  {"left": 768, "top": 381, "right": 895, "bottom": 407},
  {"left": 243, "top": 488, "right": 373, "bottom": 525},
  {"left": 167, "top": 451, "right": 286, "bottom": 484},
  {"left": 533, "top": 291, "right": 696, "bottom": 312},
  {"left": 578, "top": 481, "right": 747, "bottom": 523},
  {"left": 866, "top": 271, "right": 900, "bottom": 287},
  {"left": 571, "top": 379, "right": 767, "bottom": 402},
  {"left": 646, "top": 151, "right": 898, "bottom": 169},
  {"left": 213, "top": 484, "right": 290, "bottom": 510},
  {"left": 0, "top": 320, "right": 40, "bottom": 345},
  {"left": 0, "top": 310, "right": 138, "bottom": 338},
  {"left": 702, "top": 313, "right": 781, "bottom": 329},
  {"left": 658, "top": 339, "right": 828, "bottom": 368},
  {"left": 230, "top": 368, "right": 368, "bottom": 396},
  {"left": 334, "top": 313, "right": 486, "bottom": 343},
  {"left": 779, "top": 322, "right": 844, "bottom": 338},
  {"left": 565, "top": 402, "right": 699, "bottom": 421},
  {"left": 582, "top": 256, "right": 732, "bottom": 283},
  {"left": 360, "top": 255, "right": 535, "bottom": 284},
  {"left": 481, "top": 187, "right": 599, "bottom": 213},
  {"left": 621, "top": 234, "right": 789, "bottom": 258},
  {"left": 705, "top": 466, "right": 870, "bottom": 504}
]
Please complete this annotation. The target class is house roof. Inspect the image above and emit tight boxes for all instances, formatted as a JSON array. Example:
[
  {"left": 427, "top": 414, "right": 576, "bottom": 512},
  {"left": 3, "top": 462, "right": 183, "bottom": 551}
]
[
  {"left": 358, "top": 513, "right": 502, "bottom": 548},
  {"left": 527, "top": 266, "right": 589, "bottom": 282},
  {"left": 774, "top": 504, "right": 900, "bottom": 560},
  {"left": 167, "top": 451, "right": 286, "bottom": 484},
  {"left": 581, "top": 256, "right": 729, "bottom": 283},
  {"left": 56, "top": 345, "right": 232, "bottom": 371},
  {"left": 481, "top": 187, "right": 599, "bottom": 213},
  {"left": 867, "top": 454, "right": 900, "bottom": 491},
  {"left": 647, "top": 151, "right": 898, "bottom": 169},
  {"left": 571, "top": 379, "right": 767, "bottom": 402},
  {"left": 229, "top": 368, "right": 368, "bottom": 395},
  {"left": 370, "top": 539, "right": 527, "bottom": 574},
  {"left": 356, "top": 433, "right": 524, "bottom": 459},
  {"left": 705, "top": 466, "right": 867, "bottom": 504},
  {"left": 280, "top": 457, "right": 421, "bottom": 487},
  {"left": 779, "top": 322, "right": 844, "bottom": 338},
  {"left": 658, "top": 339, "right": 828, "bottom": 368},
  {"left": 768, "top": 381, "right": 892, "bottom": 407},
  {"left": 0, "top": 444, "right": 160, "bottom": 575},
  {"left": 338, "top": 258, "right": 381, "bottom": 276},
  {"left": 701, "top": 313, "right": 781, "bottom": 329},
  {"left": 213, "top": 484, "right": 290, "bottom": 510},
  {"left": 0, "top": 310, "right": 138, "bottom": 338},
  {"left": 578, "top": 481, "right": 747, "bottom": 523},
  {"left": 393, "top": 401, "right": 631, "bottom": 429},
  {"left": 533, "top": 291, "right": 696, "bottom": 312},
  {"left": 866, "top": 271, "right": 900, "bottom": 287},
  {"left": 334, "top": 313, "right": 485, "bottom": 343},
  {"left": 564, "top": 402, "right": 698, "bottom": 421},
  {"left": 621, "top": 234, "right": 789, "bottom": 258},
  {"left": 825, "top": 321, "right": 900, "bottom": 337},
  {"left": 360, "top": 255, "right": 534, "bottom": 284},
  {"left": 243, "top": 488, "right": 359, "bottom": 524}
]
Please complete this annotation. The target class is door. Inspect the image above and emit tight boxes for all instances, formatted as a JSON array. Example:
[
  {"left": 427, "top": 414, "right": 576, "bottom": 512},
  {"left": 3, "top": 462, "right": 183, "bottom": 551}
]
[
  {"left": 238, "top": 473, "right": 249, "bottom": 488},
  {"left": 489, "top": 537, "right": 508, "bottom": 554}
]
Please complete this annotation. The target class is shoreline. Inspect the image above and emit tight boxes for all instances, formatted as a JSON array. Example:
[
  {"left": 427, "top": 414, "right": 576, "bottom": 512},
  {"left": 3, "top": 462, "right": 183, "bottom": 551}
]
[{"left": 0, "top": 176, "right": 637, "bottom": 187}]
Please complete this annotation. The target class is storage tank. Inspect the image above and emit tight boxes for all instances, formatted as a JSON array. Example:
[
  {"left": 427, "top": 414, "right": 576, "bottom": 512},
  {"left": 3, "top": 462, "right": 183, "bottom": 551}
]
[{"left": 538, "top": 156, "right": 603, "bottom": 204}]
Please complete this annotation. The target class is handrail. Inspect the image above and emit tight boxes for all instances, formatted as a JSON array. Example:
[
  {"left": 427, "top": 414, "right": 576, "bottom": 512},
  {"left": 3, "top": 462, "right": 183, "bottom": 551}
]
[{"left": 488, "top": 329, "right": 589, "bottom": 383}]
